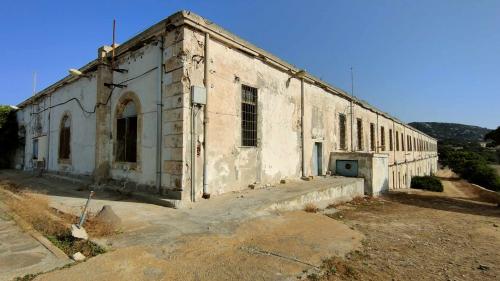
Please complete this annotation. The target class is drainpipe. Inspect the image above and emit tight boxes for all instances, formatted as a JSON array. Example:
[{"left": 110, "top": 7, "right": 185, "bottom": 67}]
[
  {"left": 202, "top": 33, "right": 210, "bottom": 199},
  {"left": 46, "top": 94, "right": 51, "bottom": 172},
  {"left": 300, "top": 77, "right": 306, "bottom": 178},
  {"left": 191, "top": 105, "right": 196, "bottom": 202},
  {"left": 156, "top": 36, "right": 164, "bottom": 193}
]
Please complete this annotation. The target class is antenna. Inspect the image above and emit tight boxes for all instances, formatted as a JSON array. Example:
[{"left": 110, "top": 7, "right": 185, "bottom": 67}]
[
  {"left": 112, "top": 19, "right": 116, "bottom": 67},
  {"left": 32, "top": 72, "right": 37, "bottom": 95},
  {"left": 350, "top": 67, "right": 355, "bottom": 151}
]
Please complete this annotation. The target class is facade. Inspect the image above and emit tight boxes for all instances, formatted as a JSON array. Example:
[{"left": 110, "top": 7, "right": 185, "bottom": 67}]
[{"left": 14, "top": 11, "right": 438, "bottom": 202}]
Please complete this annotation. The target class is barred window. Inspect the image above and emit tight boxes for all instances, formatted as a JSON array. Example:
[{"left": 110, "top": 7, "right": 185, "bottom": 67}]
[
  {"left": 401, "top": 133, "right": 405, "bottom": 151},
  {"left": 370, "top": 123, "right": 375, "bottom": 151},
  {"left": 396, "top": 131, "right": 399, "bottom": 151},
  {"left": 339, "top": 114, "right": 347, "bottom": 150},
  {"left": 59, "top": 115, "right": 71, "bottom": 160},
  {"left": 241, "top": 85, "right": 258, "bottom": 147},
  {"left": 356, "top": 118, "right": 363, "bottom": 150},
  {"left": 389, "top": 129, "right": 393, "bottom": 151},
  {"left": 380, "top": 126, "right": 385, "bottom": 151}
]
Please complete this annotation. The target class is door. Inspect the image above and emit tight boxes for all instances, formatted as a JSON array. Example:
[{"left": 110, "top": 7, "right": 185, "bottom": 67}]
[{"left": 312, "top": 142, "right": 322, "bottom": 176}]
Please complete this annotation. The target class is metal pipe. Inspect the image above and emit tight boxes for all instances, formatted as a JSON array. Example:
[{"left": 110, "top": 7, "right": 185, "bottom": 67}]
[
  {"left": 191, "top": 105, "right": 196, "bottom": 202},
  {"left": 202, "top": 33, "right": 210, "bottom": 198},
  {"left": 46, "top": 94, "right": 51, "bottom": 172},
  {"left": 300, "top": 78, "right": 306, "bottom": 178},
  {"left": 350, "top": 67, "right": 354, "bottom": 152},
  {"left": 155, "top": 36, "right": 164, "bottom": 193},
  {"left": 77, "top": 191, "right": 94, "bottom": 228}
]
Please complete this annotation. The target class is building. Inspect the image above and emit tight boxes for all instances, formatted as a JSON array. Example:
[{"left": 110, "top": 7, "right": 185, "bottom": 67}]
[{"left": 14, "top": 11, "right": 438, "bottom": 203}]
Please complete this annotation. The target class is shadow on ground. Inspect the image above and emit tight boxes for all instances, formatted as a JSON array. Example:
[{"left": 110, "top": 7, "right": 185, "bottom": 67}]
[{"left": 385, "top": 191, "right": 500, "bottom": 218}]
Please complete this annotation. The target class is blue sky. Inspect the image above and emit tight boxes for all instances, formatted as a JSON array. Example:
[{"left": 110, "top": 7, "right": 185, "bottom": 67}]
[{"left": 0, "top": 0, "right": 498, "bottom": 128}]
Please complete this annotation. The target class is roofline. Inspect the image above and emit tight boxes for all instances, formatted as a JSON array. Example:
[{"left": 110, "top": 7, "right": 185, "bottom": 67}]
[{"left": 16, "top": 10, "right": 436, "bottom": 141}]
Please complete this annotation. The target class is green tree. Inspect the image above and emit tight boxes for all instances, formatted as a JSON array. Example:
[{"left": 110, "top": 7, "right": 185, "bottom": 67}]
[
  {"left": 484, "top": 126, "right": 500, "bottom": 146},
  {"left": 0, "top": 105, "right": 19, "bottom": 168}
]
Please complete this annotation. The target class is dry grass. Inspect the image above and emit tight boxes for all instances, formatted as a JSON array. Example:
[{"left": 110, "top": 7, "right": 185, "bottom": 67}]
[
  {"left": 304, "top": 203, "right": 319, "bottom": 213},
  {"left": 84, "top": 211, "right": 116, "bottom": 237},
  {"left": 5, "top": 192, "right": 68, "bottom": 236},
  {"left": 0, "top": 180, "right": 24, "bottom": 193}
]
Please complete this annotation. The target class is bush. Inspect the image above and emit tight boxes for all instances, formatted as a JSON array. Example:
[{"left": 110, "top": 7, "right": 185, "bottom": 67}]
[
  {"left": 0, "top": 105, "right": 19, "bottom": 168},
  {"left": 411, "top": 176, "right": 444, "bottom": 192}
]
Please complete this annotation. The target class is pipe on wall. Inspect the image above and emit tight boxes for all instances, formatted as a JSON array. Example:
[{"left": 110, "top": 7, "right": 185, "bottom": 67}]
[
  {"left": 300, "top": 78, "right": 306, "bottom": 178},
  {"left": 202, "top": 32, "right": 210, "bottom": 198},
  {"left": 155, "top": 35, "right": 164, "bottom": 193}
]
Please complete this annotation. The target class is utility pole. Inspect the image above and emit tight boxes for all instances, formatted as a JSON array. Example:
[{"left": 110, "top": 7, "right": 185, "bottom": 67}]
[{"left": 350, "top": 67, "right": 354, "bottom": 152}]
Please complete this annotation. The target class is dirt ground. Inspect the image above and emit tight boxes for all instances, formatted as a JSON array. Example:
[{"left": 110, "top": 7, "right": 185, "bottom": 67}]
[
  {"left": 2, "top": 169, "right": 499, "bottom": 281},
  {"left": 315, "top": 177, "right": 500, "bottom": 280}
]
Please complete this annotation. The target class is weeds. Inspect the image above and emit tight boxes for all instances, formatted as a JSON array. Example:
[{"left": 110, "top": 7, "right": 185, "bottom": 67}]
[{"left": 304, "top": 203, "right": 319, "bottom": 213}]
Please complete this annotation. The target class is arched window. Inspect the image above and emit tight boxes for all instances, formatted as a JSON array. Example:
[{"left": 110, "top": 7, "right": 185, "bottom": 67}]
[
  {"left": 116, "top": 100, "right": 137, "bottom": 162},
  {"left": 59, "top": 115, "right": 71, "bottom": 160}
]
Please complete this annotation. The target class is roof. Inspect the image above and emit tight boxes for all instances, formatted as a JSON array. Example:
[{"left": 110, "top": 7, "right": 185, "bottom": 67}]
[{"left": 17, "top": 10, "right": 436, "bottom": 141}]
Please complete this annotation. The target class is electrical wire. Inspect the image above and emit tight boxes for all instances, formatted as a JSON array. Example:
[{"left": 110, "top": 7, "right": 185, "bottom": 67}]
[{"left": 31, "top": 66, "right": 158, "bottom": 116}]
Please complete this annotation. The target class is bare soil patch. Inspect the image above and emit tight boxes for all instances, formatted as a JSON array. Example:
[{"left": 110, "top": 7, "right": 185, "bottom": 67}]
[{"left": 311, "top": 179, "right": 500, "bottom": 281}]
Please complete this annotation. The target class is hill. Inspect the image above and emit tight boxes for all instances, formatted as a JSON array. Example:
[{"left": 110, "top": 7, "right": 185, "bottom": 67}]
[{"left": 409, "top": 122, "right": 491, "bottom": 142}]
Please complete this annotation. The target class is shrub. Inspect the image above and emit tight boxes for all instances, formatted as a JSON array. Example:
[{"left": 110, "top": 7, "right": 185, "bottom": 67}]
[
  {"left": 411, "top": 176, "right": 444, "bottom": 192},
  {"left": 0, "top": 105, "right": 19, "bottom": 168},
  {"left": 304, "top": 203, "right": 319, "bottom": 213}
]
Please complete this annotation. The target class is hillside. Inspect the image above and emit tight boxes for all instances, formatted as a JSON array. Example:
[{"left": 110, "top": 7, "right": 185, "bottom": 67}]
[{"left": 409, "top": 122, "right": 491, "bottom": 142}]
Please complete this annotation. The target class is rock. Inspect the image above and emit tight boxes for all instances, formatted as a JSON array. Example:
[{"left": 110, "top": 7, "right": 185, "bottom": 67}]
[
  {"left": 493, "top": 223, "right": 498, "bottom": 227},
  {"left": 72, "top": 252, "right": 86, "bottom": 261},
  {"left": 71, "top": 224, "right": 88, "bottom": 240},
  {"left": 280, "top": 179, "right": 286, "bottom": 184},
  {"left": 95, "top": 205, "right": 122, "bottom": 228},
  {"left": 478, "top": 264, "right": 490, "bottom": 270},
  {"left": 248, "top": 184, "right": 255, "bottom": 189}
]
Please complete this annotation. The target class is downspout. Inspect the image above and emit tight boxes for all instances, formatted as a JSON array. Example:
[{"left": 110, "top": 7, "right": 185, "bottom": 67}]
[
  {"left": 156, "top": 36, "right": 164, "bottom": 193},
  {"left": 202, "top": 33, "right": 210, "bottom": 199},
  {"left": 300, "top": 77, "right": 306, "bottom": 178},
  {"left": 191, "top": 104, "right": 196, "bottom": 202},
  {"left": 46, "top": 94, "right": 51, "bottom": 172},
  {"left": 376, "top": 113, "right": 379, "bottom": 153}
]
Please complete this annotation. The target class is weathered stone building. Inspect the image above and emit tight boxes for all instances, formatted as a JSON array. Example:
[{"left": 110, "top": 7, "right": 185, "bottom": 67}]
[{"left": 14, "top": 11, "right": 438, "bottom": 203}]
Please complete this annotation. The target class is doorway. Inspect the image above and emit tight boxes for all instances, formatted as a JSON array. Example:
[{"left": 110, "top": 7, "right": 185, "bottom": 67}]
[{"left": 312, "top": 142, "right": 322, "bottom": 176}]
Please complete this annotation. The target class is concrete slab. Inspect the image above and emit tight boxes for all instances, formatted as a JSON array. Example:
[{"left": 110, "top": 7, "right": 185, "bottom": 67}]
[
  {"left": 0, "top": 205, "right": 69, "bottom": 281},
  {"left": 0, "top": 170, "right": 364, "bottom": 250}
]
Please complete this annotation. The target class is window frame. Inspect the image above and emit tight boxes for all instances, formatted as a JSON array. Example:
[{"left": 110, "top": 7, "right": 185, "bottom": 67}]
[{"left": 241, "top": 85, "right": 258, "bottom": 147}]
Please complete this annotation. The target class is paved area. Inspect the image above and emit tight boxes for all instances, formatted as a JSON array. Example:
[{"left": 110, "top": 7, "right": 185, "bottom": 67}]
[
  {"left": 0, "top": 170, "right": 364, "bottom": 280},
  {"left": 0, "top": 204, "right": 68, "bottom": 281},
  {"left": 0, "top": 170, "right": 362, "bottom": 249}
]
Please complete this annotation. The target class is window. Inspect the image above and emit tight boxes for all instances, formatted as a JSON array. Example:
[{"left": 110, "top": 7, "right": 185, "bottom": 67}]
[
  {"left": 396, "top": 131, "right": 399, "bottom": 151},
  {"left": 59, "top": 115, "right": 71, "bottom": 160},
  {"left": 32, "top": 139, "right": 38, "bottom": 159},
  {"left": 116, "top": 101, "right": 138, "bottom": 162},
  {"left": 401, "top": 133, "right": 405, "bottom": 151},
  {"left": 241, "top": 85, "right": 258, "bottom": 147},
  {"left": 339, "top": 113, "right": 347, "bottom": 150},
  {"left": 356, "top": 118, "right": 363, "bottom": 150},
  {"left": 389, "top": 129, "right": 393, "bottom": 151},
  {"left": 380, "top": 126, "right": 385, "bottom": 151},
  {"left": 370, "top": 123, "right": 375, "bottom": 151}
]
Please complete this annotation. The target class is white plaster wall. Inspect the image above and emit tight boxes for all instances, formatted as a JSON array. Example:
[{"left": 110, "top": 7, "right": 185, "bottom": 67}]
[
  {"left": 47, "top": 76, "right": 97, "bottom": 175},
  {"left": 109, "top": 43, "right": 162, "bottom": 186}
]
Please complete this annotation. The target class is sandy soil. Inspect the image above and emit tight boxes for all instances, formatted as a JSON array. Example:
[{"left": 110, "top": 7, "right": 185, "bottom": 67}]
[
  {"left": 315, "top": 178, "right": 500, "bottom": 281},
  {"left": 35, "top": 211, "right": 362, "bottom": 281}
]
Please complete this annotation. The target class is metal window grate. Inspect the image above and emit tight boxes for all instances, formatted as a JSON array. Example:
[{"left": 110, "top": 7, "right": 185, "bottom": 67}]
[
  {"left": 370, "top": 123, "right": 375, "bottom": 151},
  {"left": 389, "top": 129, "right": 393, "bottom": 151},
  {"left": 356, "top": 118, "right": 363, "bottom": 150},
  {"left": 339, "top": 114, "right": 347, "bottom": 150},
  {"left": 241, "top": 85, "right": 258, "bottom": 147},
  {"left": 380, "top": 126, "right": 385, "bottom": 151}
]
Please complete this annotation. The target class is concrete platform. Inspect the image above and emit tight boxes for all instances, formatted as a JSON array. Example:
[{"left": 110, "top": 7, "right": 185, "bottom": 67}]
[{"left": 0, "top": 170, "right": 365, "bottom": 249}]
